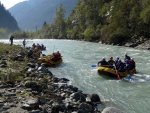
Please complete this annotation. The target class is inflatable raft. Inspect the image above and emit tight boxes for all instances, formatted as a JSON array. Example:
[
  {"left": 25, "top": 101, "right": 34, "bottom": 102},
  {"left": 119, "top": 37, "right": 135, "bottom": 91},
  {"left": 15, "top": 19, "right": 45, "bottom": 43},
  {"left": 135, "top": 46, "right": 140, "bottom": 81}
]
[
  {"left": 38, "top": 53, "right": 62, "bottom": 66},
  {"left": 98, "top": 66, "right": 136, "bottom": 78}
]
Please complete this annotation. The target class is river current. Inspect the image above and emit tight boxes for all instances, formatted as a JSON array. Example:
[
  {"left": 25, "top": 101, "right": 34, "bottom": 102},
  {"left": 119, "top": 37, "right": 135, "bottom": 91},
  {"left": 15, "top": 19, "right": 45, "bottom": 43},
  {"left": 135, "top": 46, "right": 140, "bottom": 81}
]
[{"left": 1, "top": 39, "right": 150, "bottom": 113}]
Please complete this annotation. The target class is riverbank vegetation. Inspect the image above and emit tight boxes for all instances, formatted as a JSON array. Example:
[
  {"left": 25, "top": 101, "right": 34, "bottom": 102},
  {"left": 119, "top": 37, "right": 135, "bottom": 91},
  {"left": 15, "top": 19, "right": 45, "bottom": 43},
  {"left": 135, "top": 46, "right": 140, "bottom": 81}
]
[
  {"left": 3, "top": 0, "right": 150, "bottom": 46},
  {"left": 0, "top": 43, "right": 26, "bottom": 83}
]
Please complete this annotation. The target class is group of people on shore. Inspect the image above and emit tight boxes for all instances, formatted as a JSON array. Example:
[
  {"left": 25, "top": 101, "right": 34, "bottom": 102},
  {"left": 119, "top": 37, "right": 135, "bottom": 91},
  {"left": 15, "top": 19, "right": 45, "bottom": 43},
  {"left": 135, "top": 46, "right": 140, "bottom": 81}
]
[
  {"left": 9, "top": 36, "right": 43, "bottom": 59},
  {"left": 97, "top": 53, "right": 136, "bottom": 72},
  {"left": 9, "top": 35, "right": 26, "bottom": 48},
  {"left": 32, "top": 43, "right": 46, "bottom": 50},
  {"left": 27, "top": 43, "right": 45, "bottom": 58}
]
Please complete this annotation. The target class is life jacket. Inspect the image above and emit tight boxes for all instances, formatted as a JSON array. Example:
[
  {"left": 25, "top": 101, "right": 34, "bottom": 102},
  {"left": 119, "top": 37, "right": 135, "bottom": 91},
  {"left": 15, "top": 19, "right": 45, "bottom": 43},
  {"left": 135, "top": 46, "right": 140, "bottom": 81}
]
[
  {"left": 108, "top": 60, "right": 114, "bottom": 66},
  {"left": 118, "top": 62, "right": 125, "bottom": 72},
  {"left": 130, "top": 60, "right": 136, "bottom": 69}
]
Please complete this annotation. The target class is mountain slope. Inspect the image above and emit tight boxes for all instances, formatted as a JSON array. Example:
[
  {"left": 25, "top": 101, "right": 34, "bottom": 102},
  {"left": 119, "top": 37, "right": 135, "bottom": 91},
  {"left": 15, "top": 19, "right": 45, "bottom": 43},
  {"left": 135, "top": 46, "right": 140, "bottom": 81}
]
[
  {"left": 9, "top": 0, "right": 78, "bottom": 30},
  {"left": 0, "top": 3, "right": 19, "bottom": 33}
]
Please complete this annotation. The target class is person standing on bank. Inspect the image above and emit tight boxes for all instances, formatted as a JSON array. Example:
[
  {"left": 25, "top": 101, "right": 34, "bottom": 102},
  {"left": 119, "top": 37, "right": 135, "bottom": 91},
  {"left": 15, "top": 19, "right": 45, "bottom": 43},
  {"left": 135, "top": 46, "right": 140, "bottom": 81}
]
[
  {"left": 9, "top": 35, "right": 14, "bottom": 46},
  {"left": 23, "top": 39, "right": 26, "bottom": 48}
]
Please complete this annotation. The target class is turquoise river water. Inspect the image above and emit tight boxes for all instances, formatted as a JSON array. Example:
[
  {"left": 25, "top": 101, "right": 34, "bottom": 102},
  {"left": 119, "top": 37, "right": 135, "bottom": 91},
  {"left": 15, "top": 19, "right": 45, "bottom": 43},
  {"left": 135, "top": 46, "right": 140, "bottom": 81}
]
[{"left": 1, "top": 39, "right": 150, "bottom": 113}]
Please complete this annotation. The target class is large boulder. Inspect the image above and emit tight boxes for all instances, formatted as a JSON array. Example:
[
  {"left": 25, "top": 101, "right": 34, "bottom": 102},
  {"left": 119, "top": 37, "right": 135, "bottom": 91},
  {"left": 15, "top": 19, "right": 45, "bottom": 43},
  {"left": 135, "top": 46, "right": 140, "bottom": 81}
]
[
  {"left": 78, "top": 102, "right": 93, "bottom": 113},
  {"left": 90, "top": 94, "right": 101, "bottom": 103},
  {"left": 70, "top": 92, "right": 86, "bottom": 102}
]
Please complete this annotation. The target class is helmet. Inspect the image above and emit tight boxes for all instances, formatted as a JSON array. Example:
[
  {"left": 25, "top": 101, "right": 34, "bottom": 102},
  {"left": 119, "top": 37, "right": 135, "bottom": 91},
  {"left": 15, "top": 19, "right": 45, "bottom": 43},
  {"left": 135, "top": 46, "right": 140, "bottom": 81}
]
[
  {"left": 102, "top": 57, "right": 105, "bottom": 60},
  {"left": 117, "top": 56, "right": 119, "bottom": 59}
]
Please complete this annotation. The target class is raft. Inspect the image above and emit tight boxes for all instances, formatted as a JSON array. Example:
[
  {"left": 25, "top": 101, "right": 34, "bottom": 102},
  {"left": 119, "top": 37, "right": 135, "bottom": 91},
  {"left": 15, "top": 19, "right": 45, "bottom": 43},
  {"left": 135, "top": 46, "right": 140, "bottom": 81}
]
[
  {"left": 97, "top": 66, "right": 136, "bottom": 78},
  {"left": 38, "top": 54, "right": 62, "bottom": 66}
]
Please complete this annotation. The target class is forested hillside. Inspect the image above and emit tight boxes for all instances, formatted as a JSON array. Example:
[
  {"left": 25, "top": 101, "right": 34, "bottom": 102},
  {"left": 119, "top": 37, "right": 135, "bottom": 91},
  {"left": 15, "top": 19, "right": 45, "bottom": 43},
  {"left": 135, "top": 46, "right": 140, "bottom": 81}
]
[
  {"left": 66, "top": 0, "right": 150, "bottom": 45},
  {"left": 13, "top": 0, "right": 150, "bottom": 46},
  {"left": 0, "top": 3, "right": 19, "bottom": 38},
  {"left": 9, "top": 0, "right": 78, "bottom": 30}
]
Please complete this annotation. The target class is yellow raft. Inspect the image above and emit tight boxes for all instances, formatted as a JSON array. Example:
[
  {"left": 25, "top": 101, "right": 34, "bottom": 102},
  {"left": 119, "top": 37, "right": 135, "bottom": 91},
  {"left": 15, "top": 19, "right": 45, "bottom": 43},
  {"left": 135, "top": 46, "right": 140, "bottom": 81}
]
[
  {"left": 38, "top": 54, "right": 62, "bottom": 66},
  {"left": 98, "top": 66, "right": 136, "bottom": 78}
]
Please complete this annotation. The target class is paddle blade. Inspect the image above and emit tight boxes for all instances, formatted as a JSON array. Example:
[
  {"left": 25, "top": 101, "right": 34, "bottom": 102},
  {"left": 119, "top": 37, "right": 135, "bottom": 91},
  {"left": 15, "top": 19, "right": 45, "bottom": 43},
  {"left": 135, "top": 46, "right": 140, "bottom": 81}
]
[
  {"left": 117, "top": 74, "right": 120, "bottom": 80},
  {"left": 91, "top": 64, "right": 97, "bottom": 67},
  {"left": 126, "top": 74, "right": 132, "bottom": 79}
]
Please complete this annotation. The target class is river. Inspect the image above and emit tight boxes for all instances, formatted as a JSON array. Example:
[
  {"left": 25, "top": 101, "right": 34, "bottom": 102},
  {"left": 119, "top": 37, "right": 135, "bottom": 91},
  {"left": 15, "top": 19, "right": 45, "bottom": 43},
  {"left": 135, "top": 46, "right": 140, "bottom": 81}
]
[{"left": 1, "top": 39, "right": 150, "bottom": 113}]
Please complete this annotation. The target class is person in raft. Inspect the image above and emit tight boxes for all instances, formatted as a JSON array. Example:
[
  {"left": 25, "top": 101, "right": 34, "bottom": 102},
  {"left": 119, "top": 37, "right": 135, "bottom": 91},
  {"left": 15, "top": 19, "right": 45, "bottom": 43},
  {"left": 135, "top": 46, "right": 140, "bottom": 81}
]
[
  {"left": 107, "top": 56, "right": 115, "bottom": 68},
  {"left": 97, "top": 57, "right": 108, "bottom": 67},
  {"left": 124, "top": 53, "right": 131, "bottom": 62},
  {"left": 116, "top": 60, "right": 126, "bottom": 72}
]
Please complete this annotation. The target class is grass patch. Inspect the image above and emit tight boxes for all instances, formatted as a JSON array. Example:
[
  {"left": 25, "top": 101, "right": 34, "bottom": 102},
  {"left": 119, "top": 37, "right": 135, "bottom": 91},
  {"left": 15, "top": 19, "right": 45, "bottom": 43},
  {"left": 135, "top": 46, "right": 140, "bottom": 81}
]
[{"left": 0, "top": 42, "right": 27, "bottom": 83}]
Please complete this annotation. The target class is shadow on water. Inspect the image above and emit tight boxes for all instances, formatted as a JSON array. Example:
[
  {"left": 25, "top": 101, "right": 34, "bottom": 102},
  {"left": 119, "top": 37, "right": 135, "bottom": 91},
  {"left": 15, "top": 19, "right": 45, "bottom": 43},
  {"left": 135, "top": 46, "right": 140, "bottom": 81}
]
[
  {"left": 97, "top": 71, "right": 119, "bottom": 80},
  {"left": 122, "top": 73, "right": 150, "bottom": 83}
]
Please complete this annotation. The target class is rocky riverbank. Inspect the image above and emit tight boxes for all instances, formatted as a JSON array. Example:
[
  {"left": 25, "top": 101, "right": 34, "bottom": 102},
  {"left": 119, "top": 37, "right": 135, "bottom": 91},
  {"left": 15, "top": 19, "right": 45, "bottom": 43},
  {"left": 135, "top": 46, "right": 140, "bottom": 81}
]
[
  {"left": 123, "top": 36, "right": 150, "bottom": 50},
  {"left": 0, "top": 43, "right": 127, "bottom": 113},
  {"left": 98, "top": 35, "right": 150, "bottom": 50}
]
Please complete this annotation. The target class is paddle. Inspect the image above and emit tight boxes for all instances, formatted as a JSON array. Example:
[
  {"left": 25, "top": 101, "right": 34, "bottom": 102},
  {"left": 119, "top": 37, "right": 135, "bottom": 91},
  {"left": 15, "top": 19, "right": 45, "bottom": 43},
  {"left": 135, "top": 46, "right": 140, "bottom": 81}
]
[
  {"left": 114, "top": 65, "right": 120, "bottom": 80},
  {"left": 91, "top": 64, "right": 97, "bottom": 67},
  {"left": 91, "top": 64, "right": 109, "bottom": 67}
]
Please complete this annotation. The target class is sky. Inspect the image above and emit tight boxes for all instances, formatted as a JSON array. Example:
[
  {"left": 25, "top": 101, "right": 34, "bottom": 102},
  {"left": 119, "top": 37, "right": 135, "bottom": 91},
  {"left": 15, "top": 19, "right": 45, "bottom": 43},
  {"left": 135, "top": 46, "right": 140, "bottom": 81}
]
[{"left": 0, "top": 0, "right": 27, "bottom": 9}]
